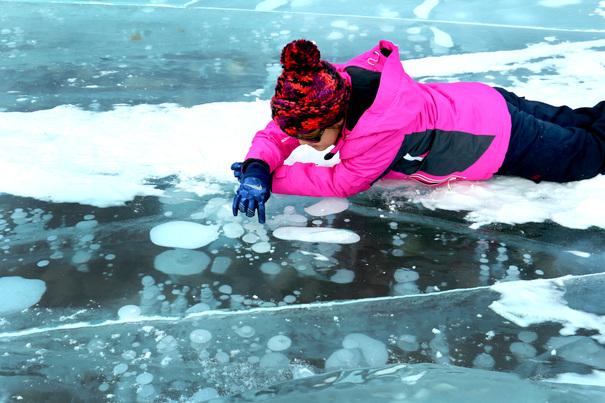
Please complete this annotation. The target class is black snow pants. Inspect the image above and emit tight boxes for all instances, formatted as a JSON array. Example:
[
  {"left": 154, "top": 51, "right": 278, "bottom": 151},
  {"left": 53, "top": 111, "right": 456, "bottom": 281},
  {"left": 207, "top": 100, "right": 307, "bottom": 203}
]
[{"left": 495, "top": 87, "right": 605, "bottom": 183}]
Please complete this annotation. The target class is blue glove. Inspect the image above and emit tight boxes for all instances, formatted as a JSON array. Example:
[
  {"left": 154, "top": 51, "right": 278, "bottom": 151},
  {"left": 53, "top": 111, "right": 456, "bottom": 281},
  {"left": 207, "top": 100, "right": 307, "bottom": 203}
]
[
  {"left": 232, "top": 162, "right": 271, "bottom": 224},
  {"left": 231, "top": 162, "right": 244, "bottom": 182}
]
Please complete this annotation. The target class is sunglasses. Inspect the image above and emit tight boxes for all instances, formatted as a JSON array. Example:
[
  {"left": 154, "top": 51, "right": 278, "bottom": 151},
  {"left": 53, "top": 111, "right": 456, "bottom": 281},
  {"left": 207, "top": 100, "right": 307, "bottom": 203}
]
[{"left": 288, "top": 128, "right": 325, "bottom": 143}]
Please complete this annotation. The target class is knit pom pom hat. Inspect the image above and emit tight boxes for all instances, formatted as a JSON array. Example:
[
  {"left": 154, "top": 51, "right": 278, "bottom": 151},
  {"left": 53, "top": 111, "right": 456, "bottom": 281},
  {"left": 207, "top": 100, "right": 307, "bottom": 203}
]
[{"left": 271, "top": 39, "right": 351, "bottom": 136}]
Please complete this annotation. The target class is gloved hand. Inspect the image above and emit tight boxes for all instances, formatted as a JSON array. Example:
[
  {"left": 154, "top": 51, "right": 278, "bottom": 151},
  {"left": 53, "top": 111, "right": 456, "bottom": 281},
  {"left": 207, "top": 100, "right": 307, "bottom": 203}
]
[
  {"left": 232, "top": 162, "right": 271, "bottom": 223},
  {"left": 231, "top": 162, "right": 244, "bottom": 182}
]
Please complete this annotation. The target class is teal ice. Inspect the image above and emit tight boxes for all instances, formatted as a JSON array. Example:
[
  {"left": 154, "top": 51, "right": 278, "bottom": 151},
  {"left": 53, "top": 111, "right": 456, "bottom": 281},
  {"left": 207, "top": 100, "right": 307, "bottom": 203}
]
[{"left": 1, "top": 0, "right": 605, "bottom": 402}]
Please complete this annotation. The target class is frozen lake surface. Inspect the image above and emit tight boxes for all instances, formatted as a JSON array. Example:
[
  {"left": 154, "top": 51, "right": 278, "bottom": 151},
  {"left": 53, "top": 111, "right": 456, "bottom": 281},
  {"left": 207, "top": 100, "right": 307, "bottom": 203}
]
[{"left": 1, "top": 0, "right": 605, "bottom": 401}]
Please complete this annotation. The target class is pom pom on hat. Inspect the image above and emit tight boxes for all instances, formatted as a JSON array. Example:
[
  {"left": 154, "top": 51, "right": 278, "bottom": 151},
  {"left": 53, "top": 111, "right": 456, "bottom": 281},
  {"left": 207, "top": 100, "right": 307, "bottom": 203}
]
[
  {"left": 280, "top": 39, "right": 321, "bottom": 73},
  {"left": 271, "top": 39, "right": 351, "bottom": 136}
]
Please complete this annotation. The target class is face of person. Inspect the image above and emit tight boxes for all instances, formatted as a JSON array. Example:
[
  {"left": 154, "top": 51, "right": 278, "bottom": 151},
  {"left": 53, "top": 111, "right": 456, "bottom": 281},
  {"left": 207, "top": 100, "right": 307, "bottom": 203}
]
[{"left": 297, "top": 119, "right": 344, "bottom": 152}]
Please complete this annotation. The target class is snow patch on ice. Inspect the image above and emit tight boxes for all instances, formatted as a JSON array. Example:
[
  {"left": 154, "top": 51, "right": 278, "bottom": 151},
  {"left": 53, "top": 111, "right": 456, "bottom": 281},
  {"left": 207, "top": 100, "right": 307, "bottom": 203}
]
[
  {"left": 542, "top": 370, "right": 605, "bottom": 387},
  {"left": 539, "top": 0, "right": 581, "bottom": 7},
  {"left": 489, "top": 277, "right": 605, "bottom": 343},
  {"left": 413, "top": 0, "right": 439, "bottom": 19},
  {"left": 2, "top": 41, "right": 605, "bottom": 231},
  {"left": 254, "top": 0, "right": 288, "bottom": 12},
  {"left": 429, "top": 27, "right": 453, "bottom": 48}
]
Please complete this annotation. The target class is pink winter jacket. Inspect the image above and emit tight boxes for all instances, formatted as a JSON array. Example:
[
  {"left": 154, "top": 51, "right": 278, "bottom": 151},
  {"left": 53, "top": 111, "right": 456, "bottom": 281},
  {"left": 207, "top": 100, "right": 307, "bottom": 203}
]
[{"left": 244, "top": 40, "right": 512, "bottom": 197}]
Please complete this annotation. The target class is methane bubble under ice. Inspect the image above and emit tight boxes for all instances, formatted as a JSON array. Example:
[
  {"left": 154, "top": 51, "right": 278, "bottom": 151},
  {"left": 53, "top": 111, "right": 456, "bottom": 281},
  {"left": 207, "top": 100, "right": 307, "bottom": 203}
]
[
  {"left": 273, "top": 227, "right": 360, "bottom": 244},
  {"left": 304, "top": 197, "right": 350, "bottom": 216},
  {"left": 117, "top": 304, "right": 142, "bottom": 320},
  {"left": 0, "top": 276, "right": 46, "bottom": 315},
  {"left": 154, "top": 249, "right": 211, "bottom": 275},
  {"left": 267, "top": 335, "right": 292, "bottom": 352},
  {"left": 150, "top": 221, "right": 219, "bottom": 249}
]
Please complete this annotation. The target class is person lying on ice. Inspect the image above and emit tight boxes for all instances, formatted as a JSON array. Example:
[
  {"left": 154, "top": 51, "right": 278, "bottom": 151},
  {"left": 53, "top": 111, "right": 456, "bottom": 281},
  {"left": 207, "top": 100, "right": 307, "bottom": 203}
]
[{"left": 232, "top": 39, "right": 605, "bottom": 223}]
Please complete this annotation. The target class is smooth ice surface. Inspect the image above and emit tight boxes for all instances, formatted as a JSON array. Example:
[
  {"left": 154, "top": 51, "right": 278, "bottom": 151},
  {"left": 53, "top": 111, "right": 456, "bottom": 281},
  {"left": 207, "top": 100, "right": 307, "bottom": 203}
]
[{"left": 1, "top": 0, "right": 605, "bottom": 401}]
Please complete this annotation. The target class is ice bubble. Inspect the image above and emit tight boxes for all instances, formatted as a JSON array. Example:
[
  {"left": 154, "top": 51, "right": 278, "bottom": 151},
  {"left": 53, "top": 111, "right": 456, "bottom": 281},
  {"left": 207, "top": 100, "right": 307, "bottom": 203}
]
[
  {"left": 259, "top": 352, "right": 290, "bottom": 368},
  {"left": 342, "top": 333, "right": 388, "bottom": 366},
  {"left": 473, "top": 353, "right": 496, "bottom": 369},
  {"left": 150, "top": 221, "right": 219, "bottom": 249},
  {"left": 11, "top": 209, "right": 28, "bottom": 220},
  {"left": 37, "top": 260, "right": 49, "bottom": 267},
  {"left": 394, "top": 268, "right": 420, "bottom": 283},
  {"left": 136, "top": 372, "right": 154, "bottom": 385},
  {"left": 118, "top": 304, "right": 141, "bottom": 319},
  {"left": 268, "top": 334, "right": 292, "bottom": 352},
  {"left": 392, "top": 282, "right": 420, "bottom": 295},
  {"left": 251, "top": 241, "right": 271, "bottom": 254},
  {"left": 142, "top": 275, "right": 155, "bottom": 287},
  {"left": 190, "top": 329, "right": 212, "bottom": 345},
  {"left": 215, "top": 350, "right": 230, "bottom": 363},
  {"left": 0, "top": 276, "right": 46, "bottom": 314},
  {"left": 156, "top": 335, "right": 179, "bottom": 354},
  {"left": 235, "top": 325, "right": 256, "bottom": 338},
  {"left": 210, "top": 256, "right": 231, "bottom": 274},
  {"left": 137, "top": 384, "right": 155, "bottom": 399},
  {"left": 222, "top": 222, "right": 244, "bottom": 239},
  {"left": 192, "top": 387, "right": 219, "bottom": 402},
  {"left": 76, "top": 220, "right": 98, "bottom": 230},
  {"left": 273, "top": 227, "right": 360, "bottom": 244},
  {"left": 283, "top": 295, "right": 296, "bottom": 304},
  {"left": 122, "top": 350, "right": 137, "bottom": 360},
  {"left": 154, "top": 249, "right": 210, "bottom": 275},
  {"left": 72, "top": 250, "right": 92, "bottom": 264},
  {"left": 80, "top": 233, "right": 94, "bottom": 243},
  {"left": 510, "top": 342, "right": 537, "bottom": 358},
  {"left": 87, "top": 339, "right": 107, "bottom": 354},
  {"left": 397, "top": 334, "right": 420, "bottom": 352},
  {"left": 260, "top": 261, "right": 282, "bottom": 275},
  {"left": 280, "top": 206, "right": 307, "bottom": 225},
  {"left": 242, "top": 233, "right": 259, "bottom": 243},
  {"left": 113, "top": 363, "right": 128, "bottom": 376},
  {"left": 304, "top": 197, "right": 349, "bottom": 216},
  {"left": 518, "top": 330, "right": 538, "bottom": 343},
  {"left": 218, "top": 285, "right": 232, "bottom": 294},
  {"left": 325, "top": 348, "right": 362, "bottom": 370},
  {"left": 330, "top": 269, "right": 355, "bottom": 284}
]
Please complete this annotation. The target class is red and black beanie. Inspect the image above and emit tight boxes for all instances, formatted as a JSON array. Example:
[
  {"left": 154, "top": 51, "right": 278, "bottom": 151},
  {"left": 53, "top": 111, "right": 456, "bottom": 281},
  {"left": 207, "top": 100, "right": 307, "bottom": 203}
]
[{"left": 271, "top": 39, "right": 351, "bottom": 136}]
